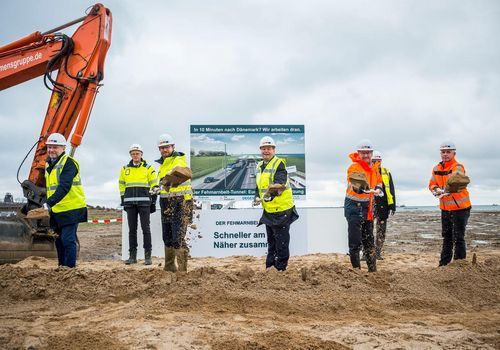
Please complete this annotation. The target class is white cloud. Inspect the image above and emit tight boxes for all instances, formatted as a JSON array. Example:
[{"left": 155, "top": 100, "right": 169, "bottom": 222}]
[
  {"left": 0, "top": 0, "right": 499, "bottom": 207},
  {"left": 191, "top": 134, "right": 223, "bottom": 145},
  {"left": 277, "top": 137, "right": 297, "bottom": 146},
  {"left": 231, "top": 135, "right": 245, "bottom": 142}
]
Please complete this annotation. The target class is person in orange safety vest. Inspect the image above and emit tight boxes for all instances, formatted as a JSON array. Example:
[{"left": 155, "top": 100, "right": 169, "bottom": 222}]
[
  {"left": 344, "top": 139, "right": 383, "bottom": 272},
  {"left": 429, "top": 141, "right": 471, "bottom": 266}
]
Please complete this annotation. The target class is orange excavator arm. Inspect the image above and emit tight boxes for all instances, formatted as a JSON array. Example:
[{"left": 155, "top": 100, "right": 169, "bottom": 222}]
[{"left": 0, "top": 3, "right": 112, "bottom": 211}]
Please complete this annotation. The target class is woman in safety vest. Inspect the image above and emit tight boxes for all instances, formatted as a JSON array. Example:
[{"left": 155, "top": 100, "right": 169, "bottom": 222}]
[{"left": 119, "top": 144, "right": 158, "bottom": 265}]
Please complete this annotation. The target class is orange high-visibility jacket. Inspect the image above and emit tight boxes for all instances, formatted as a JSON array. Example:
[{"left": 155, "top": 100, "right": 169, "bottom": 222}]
[
  {"left": 429, "top": 158, "right": 471, "bottom": 211},
  {"left": 345, "top": 152, "right": 383, "bottom": 220}
]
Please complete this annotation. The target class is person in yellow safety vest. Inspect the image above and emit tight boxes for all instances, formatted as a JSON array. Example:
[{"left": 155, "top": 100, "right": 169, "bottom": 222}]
[
  {"left": 119, "top": 144, "right": 158, "bottom": 265},
  {"left": 253, "top": 136, "right": 299, "bottom": 271},
  {"left": 155, "top": 133, "right": 193, "bottom": 272},
  {"left": 44, "top": 133, "right": 87, "bottom": 268},
  {"left": 371, "top": 151, "right": 396, "bottom": 260}
]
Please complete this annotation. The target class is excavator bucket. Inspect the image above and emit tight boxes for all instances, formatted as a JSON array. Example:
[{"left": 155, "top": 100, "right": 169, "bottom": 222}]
[{"left": 0, "top": 208, "right": 56, "bottom": 264}]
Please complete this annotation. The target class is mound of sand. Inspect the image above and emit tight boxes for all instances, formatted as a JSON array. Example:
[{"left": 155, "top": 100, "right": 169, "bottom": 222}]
[{"left": 1, "top": 251, "right": 499, "bottom": 349}]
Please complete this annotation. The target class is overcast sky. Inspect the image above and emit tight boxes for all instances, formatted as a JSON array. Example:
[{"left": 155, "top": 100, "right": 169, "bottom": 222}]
[{"left": 1, "top": 0, "right": 499, "bottom": 207}]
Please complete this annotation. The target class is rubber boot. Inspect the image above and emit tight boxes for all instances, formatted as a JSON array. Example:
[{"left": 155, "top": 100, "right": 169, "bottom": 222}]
[
  {"left": 376, "top": 247, "right": 384, "bottom": 260},
  {"left": 366, "top": 251, "right": 377, "bottom": 272},
  {"left": 349, "top": 251, "right": 361, "bottom": 269},
  {"left": 144, "top": 250, "right": 152, "bottom": 265},
  {"left": 125, "top": 249, "right": 137, "bottom": 265},
  {"left": 163, "top": 246, "right": 177, "bottom": 272},
  {"left": 176, "top": 248, "right": 188, "bottom": 272}
]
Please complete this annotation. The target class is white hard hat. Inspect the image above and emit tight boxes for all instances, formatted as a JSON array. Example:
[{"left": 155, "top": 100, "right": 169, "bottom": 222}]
[
  {"left": 46, "top": 133, "right": 67, "bottom": 147},
  {"left": 372, "top": 151, "right": 382, "bottom": 160},
  {"left": 440, "top": 141, "right": 456, "bottom": 150},
  {"left": 259, "top": 136, "right": 276, "bottom": 148},
  {"left": 129, "top": 143, "right": 143, "bottom": 153},
  {"left": 158, "top": 133, "right": 174, "bottom": 147},
  {"left": 357, "top": 139, "right": 373, "bottom": 151}
]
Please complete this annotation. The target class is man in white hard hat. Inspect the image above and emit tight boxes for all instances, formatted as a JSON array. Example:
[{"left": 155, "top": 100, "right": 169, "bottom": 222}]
[
  {"left": 119, "top": 144, "right": 158, "bottom": 265},
  {"left": 44, "top": 133, "right": 87, "bottom": 268},
  {"left": 344, "top": 139, "right": 383, "bottom": 272},
  {"left": 429, "top": 141, "right": 471, "bottom": 266},
  {"left": 253, "top": 136, "right": 299, "bottom": 271},
  {"left": 371, "top": 151, "right": 396, "bottom": 260},
  {"left": 155, "top": 133, "right": 193, "bottom": 272}
]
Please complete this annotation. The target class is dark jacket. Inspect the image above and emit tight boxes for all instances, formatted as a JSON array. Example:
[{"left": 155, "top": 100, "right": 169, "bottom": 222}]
[
  {"left": 374, "top": 168, "right": 396, "bottom": 220},
  {"left": 46, "top": 152, "right": 88, "bottom": 228}
]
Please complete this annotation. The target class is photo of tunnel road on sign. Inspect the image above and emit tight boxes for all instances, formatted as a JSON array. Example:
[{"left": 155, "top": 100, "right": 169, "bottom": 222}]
[{"left": 190, "top": 125, "right": 306, "bottom": 199}]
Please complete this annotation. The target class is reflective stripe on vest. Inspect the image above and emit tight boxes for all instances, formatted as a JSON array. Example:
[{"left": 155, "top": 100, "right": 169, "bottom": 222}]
[
  {"left": 159, "top": 189, "right": 193, "bottom": 198},
  {"left": 124, "top": 197, "right": 151, "bottom": 202},
  {"left": 119, "top": 161, "right": 158, "bottom": 199},
  {"left": 346, "top": 193, "right": 370, "bottom": 202},
  {"left": 256, "top": 156, "right": 294, "bottom": 213},
  {"left": 381, "top": 167, "right": 394, "bottom": 206},
  {"left": 431, "top": 161, "right": 471, "bottom": 211},
  {"left": 45, "top": 155, "right": 86, "bottom": 213}
]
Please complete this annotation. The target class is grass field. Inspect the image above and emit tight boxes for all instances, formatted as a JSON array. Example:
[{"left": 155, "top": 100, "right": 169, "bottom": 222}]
[
  {"left": 280, "top": 155, "right": 305, "bottom": 173},
  {"left": 191, "top": 156, "right": 239, "bottom": 179}
]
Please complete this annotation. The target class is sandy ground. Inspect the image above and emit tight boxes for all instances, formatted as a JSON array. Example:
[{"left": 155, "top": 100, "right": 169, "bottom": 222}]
[{"left": 0, "top": 210, "right": 499, "bottom": 349}]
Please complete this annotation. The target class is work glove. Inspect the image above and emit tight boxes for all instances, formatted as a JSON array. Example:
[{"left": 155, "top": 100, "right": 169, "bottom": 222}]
[
  {"left": 262, "top": 193, "right": 274, "bottom": 202},
  {"left": 354, "top": 185, "right": 368, "bottom": 194},
  {"left": 150, "top": 203, "right": 156, "bottom": 214},
  {"left": 252, "top": 197, "right": 262, "bottom": 207},
  {"left": 149, "top": 186, "right": 160, "bottom": 195},
  {"left": 433, "top": 187, "right": 445, "bottom": 197},
  {"left": 374, "top": 188, "right": 384, "bottom": 197},
  {"left": 389, "top": 204, "right": 396, "bottom": 216},
  {"left": 150, "top": 194, "right": 158, "bottom": 204},
  {"left": 42, "top": 203, "right": 50, "bottom": 210}
]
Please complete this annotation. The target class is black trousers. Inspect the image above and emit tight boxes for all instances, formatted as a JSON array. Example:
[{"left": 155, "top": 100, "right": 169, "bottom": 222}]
[
  {"left": 347, "top": 218, "right": 376, "bottom": 270},
  {"left": 440, "top": 207, "right": 471, "bottom": 266},
  {"left": 125, "top": 205, "right": 152, "bottom": 251},
  {"left": 265, "top": 223, "right": 290, "bottom": 271},
  {"left": 375, "top": 218, "right": 387, "bottom": 251},
  {"left": 344, "top": 197, "right": 376, "bottom": 270}
]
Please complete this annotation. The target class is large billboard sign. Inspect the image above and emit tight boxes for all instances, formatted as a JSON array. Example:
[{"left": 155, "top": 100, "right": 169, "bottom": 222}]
[{"left": 190, "top": 125, "right": 305, "bottom": 200}]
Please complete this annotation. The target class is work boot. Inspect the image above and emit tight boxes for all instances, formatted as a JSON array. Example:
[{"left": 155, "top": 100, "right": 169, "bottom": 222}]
[
  {"left": 163, "top": 246, "right": 177, "bottom": 272},
  {"left": 366, "top": 252, "right": 377, "bottom": 273},
  {"left": 125, "top": 249, "right": 137, "bottom": 265},
  {"left": 349, "top": 252, "right": 361, "bottom": 269},
  {"left": 144, "top": 250, "right": 152, "bottom": 265},
  {"left": 176, "top": 248, "right": 188, "bottom": 272},
  {"left": 376, "top": 247, "right": 384, "bottom": 260}
]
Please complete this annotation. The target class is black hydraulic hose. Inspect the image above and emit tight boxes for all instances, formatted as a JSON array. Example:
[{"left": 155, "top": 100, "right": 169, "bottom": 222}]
[
  {"left": 43, "top": 34, "right": 74, "bottom": 93},
  {"left": 16, "top": 138, "right": 41, "bottom": 185}
]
